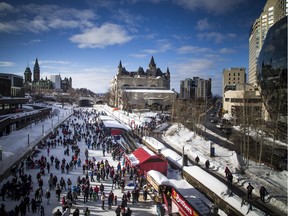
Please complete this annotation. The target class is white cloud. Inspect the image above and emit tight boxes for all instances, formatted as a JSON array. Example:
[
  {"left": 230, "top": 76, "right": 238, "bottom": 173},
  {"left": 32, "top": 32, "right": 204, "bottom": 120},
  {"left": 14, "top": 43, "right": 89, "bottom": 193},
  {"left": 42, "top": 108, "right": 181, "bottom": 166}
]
[
  {"left": 142, "top": 39, "right": 172, "bottom": 54},
  {"left": 177, "top": 45, "right": 212, "bottom": 54},
  {"left": 219, "top": 48, "right": 236, "bottom": 54},
  {"left": 196, "top": 18, "right": 211, "bottom": 31},
  {"left": 39, "top": 60, "right": 70, "bottom": 65},
  {"left": 0, "top": 3, "right": 96, "bottom": 33},
  {"left": 197, "top": 32, "right": 236, "bottom": 44},
  {"left": 70, "top": 23, "right": 133, "bottom": 48},
  {"left": 173, "top": 0, "right": 247, "bottom": 15},
  {"left": 143, "top": 49, "right": 159, "bottom": 54},
  {"left": 169, "top": 57, "right": 223, "bottom": 94},
  {"left": 0, "top": 61, "right": 15, "bottom": 67},
  {"left": 71, "top": 67, "right": 115, "bottom": 93},
  {"left": 22, "top": 39, "right": 42, "bottom": 46},
  {"left": 129, "top": 53, "right": 147, "bottom": 58},
  {"left": 0, "top": 2, "right": 14, "bottom": 13}
]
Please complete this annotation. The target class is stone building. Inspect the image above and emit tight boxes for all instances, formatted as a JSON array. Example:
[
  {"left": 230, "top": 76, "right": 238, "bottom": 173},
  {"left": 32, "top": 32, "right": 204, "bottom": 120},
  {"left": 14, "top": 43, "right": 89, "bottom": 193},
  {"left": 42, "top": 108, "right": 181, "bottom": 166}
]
[
  {"left": 24, "top": 58, "right": 72, "bottom": 93},
  {"left": 110, "top": 56, "right": 176, "bottom": 111}
]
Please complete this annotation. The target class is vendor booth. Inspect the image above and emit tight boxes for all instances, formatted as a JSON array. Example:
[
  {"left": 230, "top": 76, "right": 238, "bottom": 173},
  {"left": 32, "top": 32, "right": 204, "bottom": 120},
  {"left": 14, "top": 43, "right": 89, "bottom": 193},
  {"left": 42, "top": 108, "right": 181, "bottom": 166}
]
[
  {"left": 126, "top": 146, "right": 168, "bottom": 176},
  {"left": 98, "top": 115, "right": 131, "bottom": 136},
  {"left": 146, "top": 170, "right": 213, "bottom": 216}
]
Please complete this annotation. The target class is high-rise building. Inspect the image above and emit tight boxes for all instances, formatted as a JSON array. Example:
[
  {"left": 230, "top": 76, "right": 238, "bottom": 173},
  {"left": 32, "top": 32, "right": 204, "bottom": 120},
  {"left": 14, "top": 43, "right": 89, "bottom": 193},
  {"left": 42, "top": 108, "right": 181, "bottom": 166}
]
[
  {"left": 256, "top": 16, "right": 287, "bottom": 140},
  {"left": 180, "top": 77, "right": 211, "bottom": 100},
  {"left": 222, "top": 68, "right": 246, "bottom": 95},
  {"left": 50, "top": 75, "right": 61, "bottom": 90},
  {"left": 248, "top": 0, "right": 288, "bottom": 85}
]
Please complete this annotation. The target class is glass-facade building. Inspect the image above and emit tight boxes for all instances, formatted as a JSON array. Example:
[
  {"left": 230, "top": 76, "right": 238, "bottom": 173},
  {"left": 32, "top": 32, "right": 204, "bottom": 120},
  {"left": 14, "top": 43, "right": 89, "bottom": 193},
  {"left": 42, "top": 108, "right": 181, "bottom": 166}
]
[{"left": 256, "top": 16, "right": 287, "bottom": 139}]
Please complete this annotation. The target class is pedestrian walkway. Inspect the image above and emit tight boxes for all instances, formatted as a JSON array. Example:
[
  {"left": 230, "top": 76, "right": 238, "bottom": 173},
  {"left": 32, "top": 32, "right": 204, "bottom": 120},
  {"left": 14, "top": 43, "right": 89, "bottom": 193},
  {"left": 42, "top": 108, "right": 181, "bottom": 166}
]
[{"left": 0, "top": 107, "right": 157, "bottom": 215}]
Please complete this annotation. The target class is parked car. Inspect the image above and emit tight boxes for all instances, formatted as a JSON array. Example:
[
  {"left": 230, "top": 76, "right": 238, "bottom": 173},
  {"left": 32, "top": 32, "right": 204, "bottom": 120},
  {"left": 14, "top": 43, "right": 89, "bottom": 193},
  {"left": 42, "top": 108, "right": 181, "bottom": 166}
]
[
  {"left": 223, "top": 127, "right": 232, "bottom": 134},
  {"left": 216, "top": 123, "right": 223, "bottom": 129},
  {"left": 210, "top": 119, "right": 217, "bottom": 123}
]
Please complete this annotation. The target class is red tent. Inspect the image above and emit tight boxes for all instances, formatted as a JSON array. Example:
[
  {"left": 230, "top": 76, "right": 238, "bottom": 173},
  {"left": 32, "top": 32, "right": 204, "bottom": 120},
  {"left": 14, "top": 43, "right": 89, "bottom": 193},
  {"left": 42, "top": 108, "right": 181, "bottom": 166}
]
[{"left": 126, "top": 147, "right": 168, "bottom": 176}]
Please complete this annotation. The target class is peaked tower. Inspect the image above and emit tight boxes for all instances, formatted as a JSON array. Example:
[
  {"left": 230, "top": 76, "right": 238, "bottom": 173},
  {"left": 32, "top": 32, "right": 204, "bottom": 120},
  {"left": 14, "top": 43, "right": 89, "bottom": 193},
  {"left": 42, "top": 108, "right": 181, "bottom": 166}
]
[
  {"left": 33, "top": 58, "right": 40, "bottom": 82},
  {"left": 118, "top": 60, "right": 123, "bottom": 74},
  {"left": 24, "top": 67, "right": 32, "bottom": 83},
  {"left": 149, "top": 56, "right": 156, "bottom": 70}
]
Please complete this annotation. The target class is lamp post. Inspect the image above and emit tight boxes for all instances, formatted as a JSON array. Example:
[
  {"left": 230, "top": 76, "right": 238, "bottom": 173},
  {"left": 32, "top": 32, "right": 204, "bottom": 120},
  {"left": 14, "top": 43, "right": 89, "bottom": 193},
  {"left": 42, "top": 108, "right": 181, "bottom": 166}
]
[
  {"left": 42, "top": 125, "right": 44, "bottom": 134},
  {"left": 182, "top": 142, "right": 190, "bottom": 168},
  {"left": 27, "top": 133, "right": 30, "bottom": 146}
]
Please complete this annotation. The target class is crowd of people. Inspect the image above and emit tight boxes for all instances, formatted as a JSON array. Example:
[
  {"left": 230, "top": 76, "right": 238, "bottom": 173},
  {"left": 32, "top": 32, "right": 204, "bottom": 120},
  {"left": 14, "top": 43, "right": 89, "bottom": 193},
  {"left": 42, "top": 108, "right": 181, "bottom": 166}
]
[{"left": 0, "top": 108, "right": 153, "bottom": 216}]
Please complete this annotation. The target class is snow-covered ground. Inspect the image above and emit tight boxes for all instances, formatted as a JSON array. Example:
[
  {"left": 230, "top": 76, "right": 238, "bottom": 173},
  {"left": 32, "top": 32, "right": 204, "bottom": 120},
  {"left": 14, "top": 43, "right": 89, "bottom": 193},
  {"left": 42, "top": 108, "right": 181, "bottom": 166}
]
[
  {"left": 0, "top": 104, "right": 287, "bottom": 215},
  {"left": 0, "top": 104, "right": 156, "bottom": 215},
  {"left": 104, "top": 105, "right": 288, "bottom": 215}
]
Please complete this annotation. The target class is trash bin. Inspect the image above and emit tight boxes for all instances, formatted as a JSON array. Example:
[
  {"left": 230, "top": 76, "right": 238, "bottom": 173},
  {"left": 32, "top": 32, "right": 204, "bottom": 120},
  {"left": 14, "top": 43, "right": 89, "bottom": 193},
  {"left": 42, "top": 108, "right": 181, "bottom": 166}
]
[
  {"left": 210, "top": 147, "right": 215, "bottom": 157},
  {"left": 183, "top": 154, "right": 188, "bottom": 166},
  {"left": 210, "top": 142, "right": 215, "bottom": 157}
]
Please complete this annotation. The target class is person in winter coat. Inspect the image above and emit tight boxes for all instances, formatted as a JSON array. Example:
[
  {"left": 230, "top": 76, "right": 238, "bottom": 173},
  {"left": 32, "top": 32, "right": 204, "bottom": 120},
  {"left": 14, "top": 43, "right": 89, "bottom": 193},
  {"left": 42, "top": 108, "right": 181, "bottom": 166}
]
[
  {"left": 224, "top": 166, "right": 231, "bottom": 177},
  {"left": 0, "top": 204, "right": 7, "bottom": 216},
  {"left": 260, "top": 186, "right": 268, "bottom": 202},
  {"left": 24, "top": 195, "right": 30, "bottom": 212},
  {"left": 31, "top": 199, "right": 37, "bottom": 213},
  {"left": 125, "top": 207, "right": 132, "bottom": 216},
  {"left": 19, "top": 200, "right": 27, "bottom": 216},
  {"left": 205, "top": 160, "right": 210, "bottom": 169},
  {"left": 56, "top": 186, "right": 62, "bottom": 201},
  {"left": 227, "top": 172, "right": 233, "bottom": 186},
  {"left": 246, "top": 183, "right": 254, "bottom": 199},
  {"left": 143, "top": 187, "right": 148, "bottom": 201},
  {"left": 54, "top": 209, "right": 62, "bottom": 216},
  {"left": 195, "top": 156, "right": 200, "bottom": 164},
  {"left": 115, "top": 205, "right": 121, "bottom": 216},
  {"left": 73, "top": 207, "right": 80, "bottom": 216},
  {"left": 84, "top": 207, "right": 90, "bottom": 216},
  {"left": 101, "top": 192, "right": 106, "bottom": 210},
  {"left": 120, "top": 179, "right": 125, "bottom": 193},
  {"left": 45, "top": 190, "right": 51, "bottom": 205},
  {"left": 99, "top": 183, "right": 104, "bottom": 193},
  {"left": 1, "top": 185, "right": 6, "bottom": 201}
]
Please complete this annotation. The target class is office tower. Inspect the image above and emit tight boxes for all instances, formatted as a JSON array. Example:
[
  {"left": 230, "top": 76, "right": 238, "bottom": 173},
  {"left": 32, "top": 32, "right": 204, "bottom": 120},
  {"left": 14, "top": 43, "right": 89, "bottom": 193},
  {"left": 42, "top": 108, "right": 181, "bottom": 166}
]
[{"left": 248, "top": 0, "right": 288, "bottom": 85}]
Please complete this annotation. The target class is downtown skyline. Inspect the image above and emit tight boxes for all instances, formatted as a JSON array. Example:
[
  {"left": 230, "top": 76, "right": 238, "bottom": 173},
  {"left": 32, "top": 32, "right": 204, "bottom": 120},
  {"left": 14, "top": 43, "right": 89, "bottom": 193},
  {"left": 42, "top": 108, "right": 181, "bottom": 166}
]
[{"left": 0, "top": 0, "right": 265, "bottom": 95}]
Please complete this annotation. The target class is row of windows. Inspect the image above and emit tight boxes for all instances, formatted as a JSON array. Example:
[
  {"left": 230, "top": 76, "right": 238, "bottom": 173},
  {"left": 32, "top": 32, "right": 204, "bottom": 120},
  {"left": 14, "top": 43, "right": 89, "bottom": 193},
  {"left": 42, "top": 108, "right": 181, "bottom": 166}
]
[
  {"left": 225, "top": 98, "right": 262, "bottom": 103},
  {"left": 0, "top": 104, "right": 12, "bottom": 110},
  {"left": 228, "top": 73, "right": 242, "bottom": 76},
  {"left": 229, "top": 77, "right": 241, "bottom": 81}
]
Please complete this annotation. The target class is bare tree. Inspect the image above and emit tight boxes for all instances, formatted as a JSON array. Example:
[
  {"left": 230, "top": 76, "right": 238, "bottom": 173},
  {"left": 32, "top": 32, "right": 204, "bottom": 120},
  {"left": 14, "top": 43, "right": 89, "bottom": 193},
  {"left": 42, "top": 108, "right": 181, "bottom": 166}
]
[{"left": 121, "top": 90, "right": 133, "bottom": 112}]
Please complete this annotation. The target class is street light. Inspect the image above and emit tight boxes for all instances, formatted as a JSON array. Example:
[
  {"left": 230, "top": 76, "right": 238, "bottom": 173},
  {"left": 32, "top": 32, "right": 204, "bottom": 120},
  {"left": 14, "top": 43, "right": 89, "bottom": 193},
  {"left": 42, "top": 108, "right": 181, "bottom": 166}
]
[
  {"left": 27, "top": 133, "right": 30, "bottom": 146},
  {"left": 42, "top": 125, "right": 44, "bottom": 134}
]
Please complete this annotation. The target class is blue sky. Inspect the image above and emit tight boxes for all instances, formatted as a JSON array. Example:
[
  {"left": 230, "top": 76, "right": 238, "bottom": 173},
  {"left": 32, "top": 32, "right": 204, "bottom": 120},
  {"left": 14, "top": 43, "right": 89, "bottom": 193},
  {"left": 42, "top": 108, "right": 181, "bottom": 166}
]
[{"left": 0, "top": 0, "right": 265, "bottom": 95}]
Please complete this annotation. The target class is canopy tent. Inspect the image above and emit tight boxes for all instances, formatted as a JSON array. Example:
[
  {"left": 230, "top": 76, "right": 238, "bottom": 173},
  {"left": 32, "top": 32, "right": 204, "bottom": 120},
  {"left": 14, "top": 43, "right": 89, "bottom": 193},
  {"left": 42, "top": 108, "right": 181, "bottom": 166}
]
[
  {"left": 97, "top": 115, "right": 116, "bottom": 122},
  {"left": 126, "top": 146, "right": 167, "bottom": 175},
  {"left": 146, "top": 170, "right": 212, "bottom": 216},
  {"left": 100, "top": 118, "right": 131, "bottom": 136}
]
